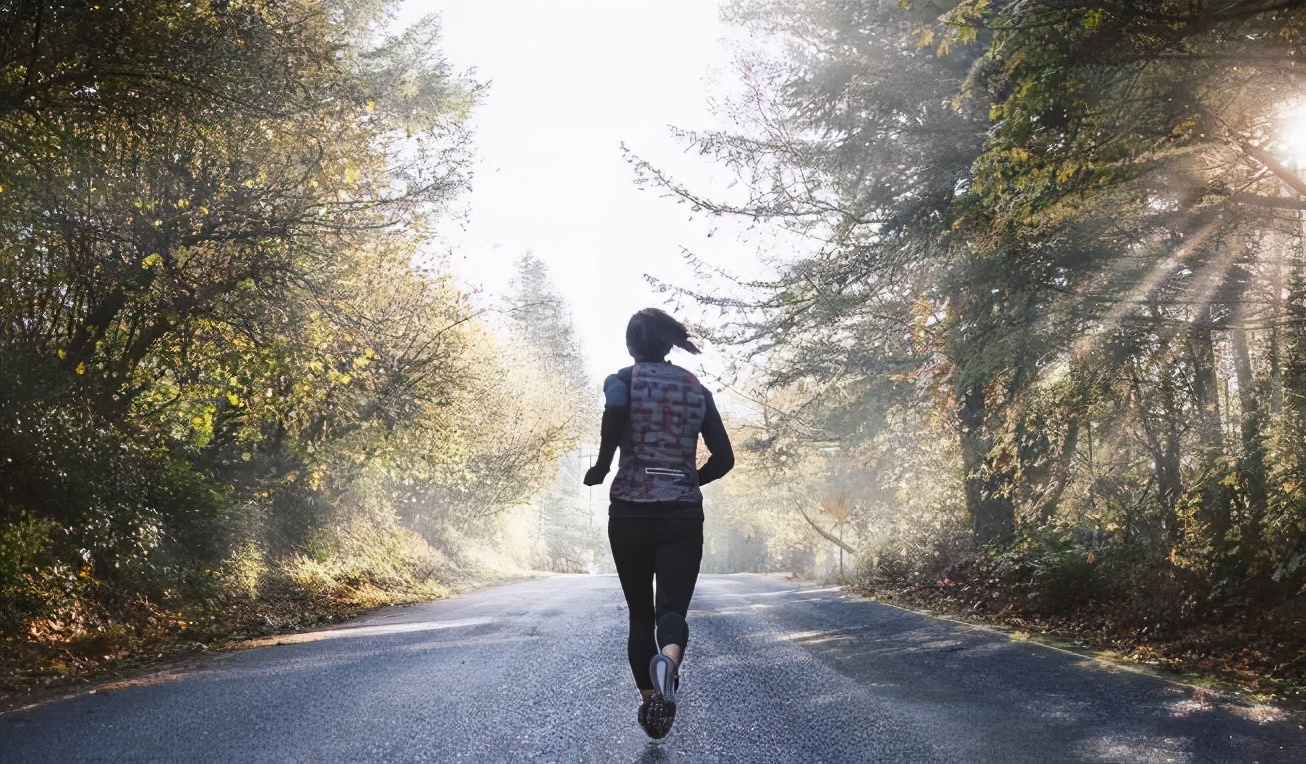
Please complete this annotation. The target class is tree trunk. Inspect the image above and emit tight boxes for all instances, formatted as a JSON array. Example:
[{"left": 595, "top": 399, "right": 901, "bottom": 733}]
[
  {"left": 1034, "top": 421, "right": 1080, "bottom": 524},
  {"left": 1189, "top": 324, "right": 1231, "bottom": 547},
  {"left": 1137, "top": 355, "right": 1182, "bottom": 541},
  {"left": 1286, "top": 268, "right": 1306, "bottom": 426},
  {"left": 798, "top": 505, "right": 858, "bottom": 556},
  {"left": 1231, "top": 306, "right": 1268, "bottom": 564},
  {"left": 959, "top": 383, "right": 1015, "bottom": 546},
  {"left": 1188, "top": 324, "right": 1222, "bottom": 447},
  {"left": 1269, "top": 258, "right": 1284, "bottom": 417}
]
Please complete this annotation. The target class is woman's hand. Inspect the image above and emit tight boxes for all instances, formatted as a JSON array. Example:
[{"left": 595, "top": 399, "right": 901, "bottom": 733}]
[{"left": 583, "top": 465, "right": 608, "bottom": 486}]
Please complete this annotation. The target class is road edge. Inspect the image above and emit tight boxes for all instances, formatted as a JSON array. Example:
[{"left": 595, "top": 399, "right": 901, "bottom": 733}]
[
  {"left": 0, "top": 570, "right": 548, "bottom": 717},
  {"left": 846, "top": 584, "right": 1306, "bottom": 718}
]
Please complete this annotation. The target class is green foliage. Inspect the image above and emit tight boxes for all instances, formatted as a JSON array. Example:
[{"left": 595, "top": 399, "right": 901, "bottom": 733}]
[
  {"left": 0, "top": 0, "right": 568, "bottom": 679},
  {"left": 0, "top": 514, "right": 59, "bottom": 635},
  {"left": 987, "top": 533, "right": 1104, "bottom": 616},
  {"left": 0, "top": 353, "right": 237, "bottom": 585},
  {"left": 648, "top": 1, "right": 1306, "bottom": 679},
  {"left": 506, "top": 254, "right": 591, "bottom": 396}
]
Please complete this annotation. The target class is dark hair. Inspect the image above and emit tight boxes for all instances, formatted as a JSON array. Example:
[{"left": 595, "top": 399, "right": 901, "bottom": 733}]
[{"left": 626, "top": 308, "right": 701, "bottom": 361}]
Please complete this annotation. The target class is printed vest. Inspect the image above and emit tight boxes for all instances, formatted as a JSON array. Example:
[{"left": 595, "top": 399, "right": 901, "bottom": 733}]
[{"left": 610, "top": 363, "right": 707, "bottom": 503}]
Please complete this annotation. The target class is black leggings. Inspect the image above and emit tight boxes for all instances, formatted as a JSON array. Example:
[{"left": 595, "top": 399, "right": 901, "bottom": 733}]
[{"left": 607, "top": 505, "right": 704, "bottom": 691}]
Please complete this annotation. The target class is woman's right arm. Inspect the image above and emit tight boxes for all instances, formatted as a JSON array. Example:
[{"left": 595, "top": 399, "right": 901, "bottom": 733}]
[{"left": 583, "top": 373, "right": 628, "bottom": 486}]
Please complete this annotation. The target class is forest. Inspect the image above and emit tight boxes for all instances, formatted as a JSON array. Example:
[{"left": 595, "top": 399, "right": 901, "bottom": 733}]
[
  {"left": 3, "top": 0, "right": 1306, "bottom": 705},
  {"left": 0, "top": 0, "right": 601, "bottom": 699},
  {"left": 676, "top": 0, "right": 1306, "bottom": 700}
]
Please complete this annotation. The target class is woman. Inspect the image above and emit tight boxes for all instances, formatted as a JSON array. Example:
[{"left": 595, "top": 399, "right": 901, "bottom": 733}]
[{"left": 583, "top": 308, "right": 734, "bottom": 740}]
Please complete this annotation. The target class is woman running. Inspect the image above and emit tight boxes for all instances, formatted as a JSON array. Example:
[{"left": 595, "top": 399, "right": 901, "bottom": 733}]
[{"left": 583, "top": 308, "right": 734, "bottom": 739}]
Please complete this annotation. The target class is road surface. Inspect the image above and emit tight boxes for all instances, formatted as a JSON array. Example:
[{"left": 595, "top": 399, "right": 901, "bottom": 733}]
[{"left": 2, "top": 574, "right": 1303, "bottom": 762}]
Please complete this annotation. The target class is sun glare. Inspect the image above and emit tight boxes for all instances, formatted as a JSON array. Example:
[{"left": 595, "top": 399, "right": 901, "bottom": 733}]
[{"left": 1278, "top": 105, "right": 1306, "bottom": 165}]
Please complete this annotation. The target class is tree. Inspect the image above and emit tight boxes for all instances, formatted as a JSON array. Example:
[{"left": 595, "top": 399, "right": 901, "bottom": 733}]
[
  {"left": 631, "top": 0, "right": 1001, "bottom": 541},
  {"left": 936, "top": 0, "right": 1306, "bottom": 572},
  {"left": 0, "top": 0, "right": 575, "bottom": 645},
  {"left": 642, "top": 0, "right": 1306, "bottom": 609},
  {"left": 505, "top": 253, "right": 590, "bottom": 394},
  {"left": 501, "top": 254, "right": 599, "bottom": 571}
]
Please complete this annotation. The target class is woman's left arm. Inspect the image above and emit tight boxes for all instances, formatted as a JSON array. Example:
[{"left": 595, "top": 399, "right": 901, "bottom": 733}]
[{"left": 697, "top": 392, "right": 734, "bottom": 486}]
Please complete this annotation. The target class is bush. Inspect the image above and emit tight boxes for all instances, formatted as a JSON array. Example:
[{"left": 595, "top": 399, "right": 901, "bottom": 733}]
[
  {"left": 856, "top": 517, "right": 972, "bottom": 586},
  {"left": 0, "top": 354, "right": 243, "bottom": 636},
  {"left": 986, "top": 534, "right": 1104, "bottom": 616},
  {"left": 0, "top": 514, "right": 60, "bottom": 635},
  {"left": 287, "top": 522, "right": 452, "bottom": 605}
]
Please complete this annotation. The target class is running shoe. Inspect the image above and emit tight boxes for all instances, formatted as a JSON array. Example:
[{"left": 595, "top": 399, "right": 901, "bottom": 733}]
[
  {"left": 649, "top": 654, "right": 679, "bottom": 705},
  {"left": 643, "top": 694, "right": 675, "bottom": 739},
  {"left": 644, "top": 654, "right": 679, "bottom": 738},
  {"left": 637, "top": 697, "right": 654, "bottom": 737}
]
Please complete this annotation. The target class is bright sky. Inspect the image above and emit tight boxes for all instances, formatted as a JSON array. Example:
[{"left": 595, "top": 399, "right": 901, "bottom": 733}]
[{"left": 398, "top": 0, "right": 762, "bottom": 387}]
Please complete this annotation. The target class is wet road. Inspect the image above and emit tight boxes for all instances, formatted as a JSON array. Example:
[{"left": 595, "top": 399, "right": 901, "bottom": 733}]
[{"left": 2, "top": 574, "right": 1304, "bottom": 763}]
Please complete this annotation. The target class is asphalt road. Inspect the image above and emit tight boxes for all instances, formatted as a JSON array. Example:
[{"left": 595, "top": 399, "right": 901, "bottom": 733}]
[{"left": 2, "top": 574, "right": 1304, "bottom": 763}]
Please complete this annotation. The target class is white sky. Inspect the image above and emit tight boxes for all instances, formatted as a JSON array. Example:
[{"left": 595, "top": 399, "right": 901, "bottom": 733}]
[{"left": 398, "top": 0, "right": 765, "bottom": 387}]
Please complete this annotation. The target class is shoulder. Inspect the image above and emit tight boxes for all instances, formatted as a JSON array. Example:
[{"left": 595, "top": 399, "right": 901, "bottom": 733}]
[
  {"left": 603, "top": 367, "right": 633, "bottom": 406},
  {"left": 669, "top": 364, "right": 706, "bottom": 392}
]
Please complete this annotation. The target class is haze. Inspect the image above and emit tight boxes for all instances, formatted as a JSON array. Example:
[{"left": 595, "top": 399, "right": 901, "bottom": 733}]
[{"left": 402, "top": 0, "right": 752, "bottom": 384}]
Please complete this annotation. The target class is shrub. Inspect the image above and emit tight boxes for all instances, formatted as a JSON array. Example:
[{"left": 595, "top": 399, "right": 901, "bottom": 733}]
[{"left": 0, "top": 514, "right": 60, "bottom": 635}]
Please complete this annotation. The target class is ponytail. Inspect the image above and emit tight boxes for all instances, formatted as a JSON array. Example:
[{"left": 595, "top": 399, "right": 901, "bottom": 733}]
[{"left": 626, "top": 308, "right": 701, "bottom": 361}]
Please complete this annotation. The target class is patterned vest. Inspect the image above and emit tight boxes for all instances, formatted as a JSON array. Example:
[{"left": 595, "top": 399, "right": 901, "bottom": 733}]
[{"left": 610, "top": 363, "right": 707, "bottom": 503}]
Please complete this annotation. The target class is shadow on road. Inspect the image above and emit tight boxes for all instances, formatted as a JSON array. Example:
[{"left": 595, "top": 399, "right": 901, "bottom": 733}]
[
  {"left": 701, "top": 582, "right": 1306, "bottom": 763},
  {"left": 4, "top": 575, "right": 1303, "bottom": 763},
  {"left": 632, "top": 741, "right": 669, "bottom": 763}
]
